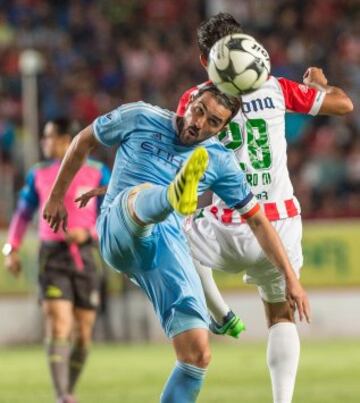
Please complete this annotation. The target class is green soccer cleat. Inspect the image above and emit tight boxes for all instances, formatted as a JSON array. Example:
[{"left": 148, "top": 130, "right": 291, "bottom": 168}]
[
  {"left": 168, "top": 147, "right": 209, "bottom": 216},
  {"left": 210, "top": 310, "right": 246, "bottom": 339}
]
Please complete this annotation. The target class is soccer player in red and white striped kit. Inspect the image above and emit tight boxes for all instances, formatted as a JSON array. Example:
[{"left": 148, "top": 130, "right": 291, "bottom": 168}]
[{"left": 177, "top": 13, "right": 353, "bottom": 403}]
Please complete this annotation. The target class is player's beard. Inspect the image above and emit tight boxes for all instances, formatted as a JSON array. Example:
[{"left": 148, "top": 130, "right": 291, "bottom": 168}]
[{"left": 176, "top": 117, "right": 201, "bottom": 146}]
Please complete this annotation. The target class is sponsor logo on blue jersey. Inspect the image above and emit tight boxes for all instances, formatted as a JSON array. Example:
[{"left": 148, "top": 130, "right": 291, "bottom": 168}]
[{"left": 140, "top": 141, "right": 183, "bottom": 168}]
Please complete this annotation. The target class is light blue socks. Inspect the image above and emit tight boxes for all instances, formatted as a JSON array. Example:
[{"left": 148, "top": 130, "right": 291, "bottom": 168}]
[{"left": 160, "top": 361, "right": 207, "bottom": 403}]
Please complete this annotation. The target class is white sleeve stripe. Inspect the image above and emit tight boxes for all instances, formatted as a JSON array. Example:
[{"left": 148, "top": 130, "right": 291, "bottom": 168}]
[
  {"left": 309, "top": 91, "right": 326, "bottom": 116},
  {"left": 236, "top": 195, "right": 258, "bottom": 215}
]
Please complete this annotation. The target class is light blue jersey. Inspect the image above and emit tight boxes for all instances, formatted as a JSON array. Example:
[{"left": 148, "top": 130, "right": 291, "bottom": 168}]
[
  {"left": 93, "top": 102, "right": 254, "bottom": 338},
  {"left": 93, "top": 102, "right": 253, "bottom": 216}
]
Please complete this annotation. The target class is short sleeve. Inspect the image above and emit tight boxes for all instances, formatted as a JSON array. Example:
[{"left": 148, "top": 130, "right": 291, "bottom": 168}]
[
  {"left": 277, "top": 77, "right": 326, "bottom": 116},
  {"left": 92, "top": 103, "right": 140, "bottom": 147}
]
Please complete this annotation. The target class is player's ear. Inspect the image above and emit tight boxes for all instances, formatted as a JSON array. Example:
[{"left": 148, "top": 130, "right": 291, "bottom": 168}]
[{"left": 200, "top": 54, "right": 208, "bottom": 68}]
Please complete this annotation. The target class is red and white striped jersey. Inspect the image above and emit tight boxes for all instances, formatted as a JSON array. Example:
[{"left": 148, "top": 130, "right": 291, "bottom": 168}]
[{"left": 177, "top": 76, "right": 325, "bottom": 222}]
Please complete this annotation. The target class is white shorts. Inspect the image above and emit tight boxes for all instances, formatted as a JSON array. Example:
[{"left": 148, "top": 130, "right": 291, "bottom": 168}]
[{"left": 185, "top": 212, "right": 303, "bottom": 303}]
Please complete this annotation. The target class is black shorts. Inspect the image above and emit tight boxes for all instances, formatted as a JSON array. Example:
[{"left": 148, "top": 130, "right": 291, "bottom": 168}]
[{"left": 38, "top": 241, "right": 102, "bottom": 310}]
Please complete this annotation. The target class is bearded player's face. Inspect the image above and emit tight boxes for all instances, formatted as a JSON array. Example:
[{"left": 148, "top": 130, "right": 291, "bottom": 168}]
[{"left": 179, "top": 92, "right": 231, "bottom": 146}]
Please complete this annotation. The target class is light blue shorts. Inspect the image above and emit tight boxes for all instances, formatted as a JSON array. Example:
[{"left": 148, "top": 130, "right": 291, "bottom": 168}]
[{"left": 97, "top": 188, "right": 209, "bottom": 338}]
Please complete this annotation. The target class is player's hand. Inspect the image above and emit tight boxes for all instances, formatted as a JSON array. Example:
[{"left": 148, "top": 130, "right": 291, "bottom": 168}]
[
  {"left": 4, "top": 251, "right": 22, "bottom": 277},
  {"left": 75, "top": 186, "right": 107, "bottom": 208},
  {"left": 75, "top": 191, "right": 93, "bottom": 208},
  {"left": 65, "top": 228, "right": 90, "bottom": 245},
  {"left": 303, "top": 67, "right": 328, "bottom": 88},
  {"left": 43, "top": 197, "right": 68, "bottom": 233},
  {"left": 286, "top": 276, "right": 311, "bottom": 323}
]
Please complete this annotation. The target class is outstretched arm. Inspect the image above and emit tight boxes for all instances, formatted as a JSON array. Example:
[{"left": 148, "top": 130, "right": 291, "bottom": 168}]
[
  {"left": 75, "top": 186, "right": 108, "bottom": 208},
  {"left": 43, "top": 125, "right": 99, "bottom": 232},
  {"left": 303, "top": 67, "right": 353, "bottom": 115},
  {"left": 246, "top": 209, "right": 310, "bottom": 323}
]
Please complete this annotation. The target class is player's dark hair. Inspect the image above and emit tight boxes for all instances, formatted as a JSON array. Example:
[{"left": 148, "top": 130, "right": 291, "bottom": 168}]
[
  {"left": 193, "top": 83, "right": 242, "bottom": 122},
  {"left": 49, "top": 118, "right": 77, "bottom": 138},
  {"left": 197, "top": 13, "right": 243, "bottom": 59}
]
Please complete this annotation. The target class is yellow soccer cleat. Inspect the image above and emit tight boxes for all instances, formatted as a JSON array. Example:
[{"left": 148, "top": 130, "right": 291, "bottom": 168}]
[{"left": 168, "top": 147, "right": 209, "bottom": 216}]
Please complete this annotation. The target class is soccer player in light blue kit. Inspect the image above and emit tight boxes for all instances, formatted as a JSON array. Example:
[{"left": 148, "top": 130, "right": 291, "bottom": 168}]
[{"left": 43, "top": 84, "right": 309, "bottom": 403}]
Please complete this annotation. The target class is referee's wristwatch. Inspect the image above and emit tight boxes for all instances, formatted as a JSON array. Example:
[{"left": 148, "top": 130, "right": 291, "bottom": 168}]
[{"left": 2, "top": 243, "right": 15, "bottom": 257}]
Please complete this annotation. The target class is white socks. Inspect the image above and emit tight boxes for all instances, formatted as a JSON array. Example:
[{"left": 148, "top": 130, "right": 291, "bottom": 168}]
[
  {"left": 195, "top": 259, "right": 300, "bottom": 402},
  {"left": 267, "top": 322, "right": 300, "bottom": 403},
  {"left": 193, "top": 260, "right": 230, "bottom": 322}
]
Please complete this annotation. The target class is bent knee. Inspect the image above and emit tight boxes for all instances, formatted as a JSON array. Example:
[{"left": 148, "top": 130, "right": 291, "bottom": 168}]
[
  {"left": 127, "top": 183, "right": 153, "bottom": 226},
  {"left": 199, "top": 349, "right": 212, "bottom": 368},
  {"left": 182, "top": 348, "right": 212, "bottom": 368}
]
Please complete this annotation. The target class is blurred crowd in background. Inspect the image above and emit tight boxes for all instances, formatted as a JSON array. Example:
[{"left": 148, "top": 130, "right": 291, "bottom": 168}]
[{"left": 0, "top": 0, "right": 359, "bottom": 224}]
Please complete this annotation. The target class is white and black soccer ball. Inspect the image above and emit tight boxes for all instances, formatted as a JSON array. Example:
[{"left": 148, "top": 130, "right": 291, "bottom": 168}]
[{"left": 207, "top": 33, "right": 271, "bottom": 96}]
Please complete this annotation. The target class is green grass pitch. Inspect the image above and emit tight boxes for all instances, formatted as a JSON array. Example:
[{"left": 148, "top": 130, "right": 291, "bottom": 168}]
[{"left": 0, "top": 341, "right": 359, "bottom": 402}]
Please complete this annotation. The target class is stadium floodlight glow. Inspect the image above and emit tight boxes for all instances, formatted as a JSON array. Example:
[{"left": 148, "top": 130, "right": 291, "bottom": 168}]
[
  {"left": 19, "top": 49, "right": 45, "bottom": 172},
  {"left": 19, "top": 49, "right": 44, "bottom": 75}
]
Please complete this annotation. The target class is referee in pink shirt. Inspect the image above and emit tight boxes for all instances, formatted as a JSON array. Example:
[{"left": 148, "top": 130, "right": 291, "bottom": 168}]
[{"left": 2, "top": 118, "right": 110, "bottom": 403}]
